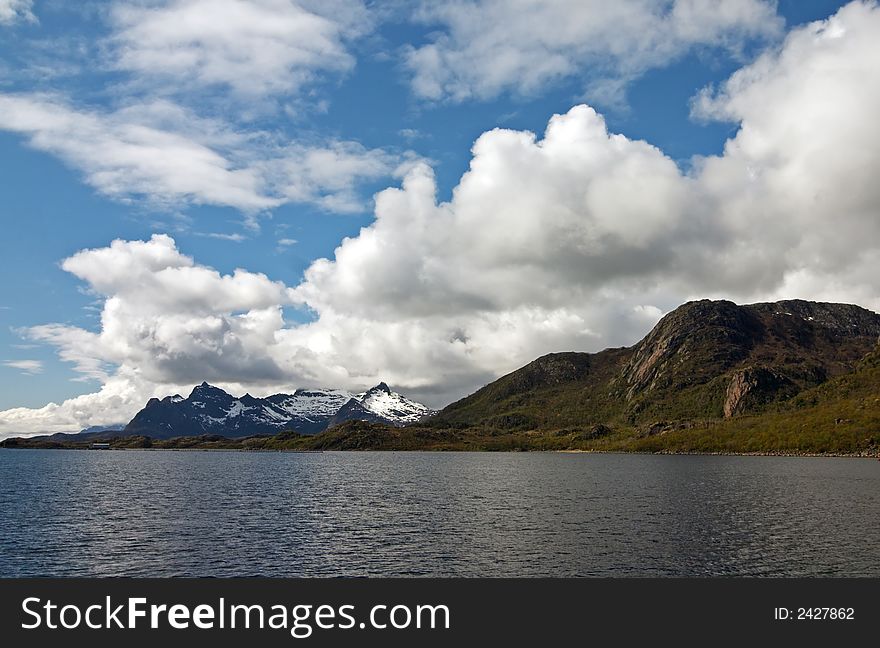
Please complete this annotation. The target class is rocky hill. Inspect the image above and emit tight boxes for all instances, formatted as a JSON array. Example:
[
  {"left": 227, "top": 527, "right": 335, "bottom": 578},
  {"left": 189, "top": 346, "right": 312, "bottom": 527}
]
[
  {"left": 426, "top": 299, "right": 880, "bottom": 437},
  {"left": 4, "top": 299, "right": 878, "bottom": 455}
]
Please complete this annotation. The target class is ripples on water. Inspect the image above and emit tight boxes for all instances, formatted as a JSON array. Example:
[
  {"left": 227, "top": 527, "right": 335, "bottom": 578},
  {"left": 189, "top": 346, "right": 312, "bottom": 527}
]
[{"left": 1, "top": 450, "right": 878, "bottom": 577}]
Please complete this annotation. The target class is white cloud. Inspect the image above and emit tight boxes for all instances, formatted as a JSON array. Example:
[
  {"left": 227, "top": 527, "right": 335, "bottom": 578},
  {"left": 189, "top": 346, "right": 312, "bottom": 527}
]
[
  {"left": 62, "top": 234, "right": 293, "bottom": 316},
  {"left": 690, "top": 0, "right": 880, "bottom": 302},
  {"left": 0, "top": 235, "right": 308, "bottom": 435},
  {"left": 0, "top": 95, "right": 398, "bottom": 214},
  {"left": 0, "top": 372, "right": 181, "bottom": 435},
  {"left": 405, "top": 0, "right": 782, "bottom": 103},
  {"left": 276, "top": 238, "right": 298, "bottom": 253},
  {"left": 256, "top": 141, "right": 399, "bottom": 214},
  {"left": 2, "top": 360, "right": 43, "bottom": 375},
  {"left": 196, "top": 232, "right": 247, "bottom": 242},
  {"left": 398, "top": 128, "right": 423, "bottom": 141},
  {"left": 3, "top": 2, "right": 880, "bottom": 437},
  {"left": 0, "top": 95, "right": 275, "bottom": 211},
  {"left": 0, "top": 0, "right": 34, "bottom": 25},
  {"left": 109, "top": 0, "right": 371, "bottom": 98},
  {"left": 19, "top": 234, "right": 299, "bottom": 386},
  {"left": 293, "top": 109, "right": 690, "bottom": 321},
  {"left": 0, "top": 0, "right": 399, "bottom": 434},
  {"left": 0, "top": 2, "right": 395, "bottom": 221}
]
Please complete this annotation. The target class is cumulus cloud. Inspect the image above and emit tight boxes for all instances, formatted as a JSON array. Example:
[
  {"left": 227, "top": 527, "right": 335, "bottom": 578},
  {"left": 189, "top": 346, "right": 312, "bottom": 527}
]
[
  {"left": 405, "top": 0, "right": 782, "bottom": 103},
  {"left": 691, "top": 0, "right": 880, "bottom": 302},
  {"left": 0, "top": 95, "right": 398, "bottom": 214},
  {"left": 0, "top": 0, "right": 34, "bottom": 25},
  {"left": 2, "top": 2, "right": 880, "bottom": 437},
  {"left": 0, "top": 372, "right": 181, "bottom": 435},
  {"left": 295, "top": 110, "right": 692, "bottom": 321},
  {"left": 109, "top": 0, "right": 371, "bottom": 98},
  {"left": 32, "top": 234, "right": 297, "bottom": 383}
]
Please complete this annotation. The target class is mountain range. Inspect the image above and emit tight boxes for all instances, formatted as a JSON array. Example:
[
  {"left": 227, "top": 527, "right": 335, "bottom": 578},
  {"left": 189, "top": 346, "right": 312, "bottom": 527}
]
[
  {"left": 304, "top": 299, "right": 880, "bottom": 454},
  {"left": 4, "top": 299, "right": 879, "bottom": 455},
  {"left": 120, "top": 381, "right": 434, "bottom": 439},
  {"left": 12, "top": 382, "right": 433, "bottom": 443}
]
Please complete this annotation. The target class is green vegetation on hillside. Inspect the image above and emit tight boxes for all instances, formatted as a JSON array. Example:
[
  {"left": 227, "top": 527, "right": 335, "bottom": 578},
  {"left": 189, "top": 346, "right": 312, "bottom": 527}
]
[{"left": 3, "top": 300, "right": 878, "bottom": 456}]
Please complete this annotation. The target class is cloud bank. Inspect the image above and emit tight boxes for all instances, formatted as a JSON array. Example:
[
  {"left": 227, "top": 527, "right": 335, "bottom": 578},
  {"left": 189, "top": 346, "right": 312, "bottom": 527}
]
[
  {"left": 405, "top": 0, "right": 782, "bottom": 103},
  {"left": 0, "top": 0, "right": 784, "bottom": 220},
  {"left": 109, "top": 0, "right": 372, "bottom": 99},
  {"left": 0, "top": 0, "right": 395, "bottom": 220},
  {"left": 2, "top": 2, "right": 880, "bottom": 436},
  {"left": 0, "top": 95, "right": 398, "bottom": 214}
]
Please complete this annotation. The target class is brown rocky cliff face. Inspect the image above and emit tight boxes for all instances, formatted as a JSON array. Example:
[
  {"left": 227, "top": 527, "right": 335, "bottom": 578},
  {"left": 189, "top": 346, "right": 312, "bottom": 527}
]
[
  {"left": 431, "top": 298, "right": 880, "bottom": 430},
  {"left": 618, "top": 299, "right": 880, "bottom": 419},
  {"left": 724, "top": 370, "right": 753, "bottom": 418},
  {"left": 621, "top": 300, "right": 761, "bottom": 398},
  {"left": 723, "top": 367, "right": 796, "bottom": 417}
]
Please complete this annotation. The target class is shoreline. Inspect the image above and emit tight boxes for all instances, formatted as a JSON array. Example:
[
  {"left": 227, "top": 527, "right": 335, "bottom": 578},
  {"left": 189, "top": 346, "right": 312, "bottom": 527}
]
[
  {"left": 2, "top": 446, "right": 877, "bottom": 459},
  {"left": 556, "top": 449, "right": 879, "bottom": 459}
]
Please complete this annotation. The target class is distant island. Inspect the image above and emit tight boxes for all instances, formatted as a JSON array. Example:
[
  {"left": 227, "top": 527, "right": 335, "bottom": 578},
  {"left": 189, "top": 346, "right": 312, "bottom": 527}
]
[{"left": 3, "top": 299, "right": 879, "bottom": 456}]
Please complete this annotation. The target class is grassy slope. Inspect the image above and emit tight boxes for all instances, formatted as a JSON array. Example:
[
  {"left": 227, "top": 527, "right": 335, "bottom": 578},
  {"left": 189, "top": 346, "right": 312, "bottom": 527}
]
[
  {"left": 4, "top": 303, "right": 878, "bottom": 456},
  {"left": 629, "top": 347, "right": 880, "bottom": 455},
  {"left": 4, "top": 350, "right": 877, "bottom": 455},
  {"left": 425, "top": 302, "right": 880, "bottom": 435},
  {"left": 337, "top": 353, "right": 880, "bottom": 454},
  {"left": 5, "top": 351, "right": 877, "bottom": 456},
  {"left": 428, "top": 349, "right": 633, "bottom": 430},
  {"left": 298, "top": 346, "right": 880, "bottom": 454}
]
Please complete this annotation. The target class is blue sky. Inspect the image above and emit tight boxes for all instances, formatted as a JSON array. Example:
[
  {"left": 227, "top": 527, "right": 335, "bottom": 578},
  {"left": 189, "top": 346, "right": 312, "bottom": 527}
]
[{"left": 1, "top": 0, "right": 877, "bottom": 435}]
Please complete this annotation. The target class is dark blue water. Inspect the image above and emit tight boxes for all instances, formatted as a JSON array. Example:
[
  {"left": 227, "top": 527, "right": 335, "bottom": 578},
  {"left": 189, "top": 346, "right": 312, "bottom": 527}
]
[{"left": 1, "top": 449, "right": 878, "bottom": 577}]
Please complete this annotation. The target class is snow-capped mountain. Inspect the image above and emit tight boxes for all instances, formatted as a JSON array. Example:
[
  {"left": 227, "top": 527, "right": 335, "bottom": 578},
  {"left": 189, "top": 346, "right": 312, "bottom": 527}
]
[
  {"left": 266, "top": 388, "right": 351, "bottom": 418},
  {"left": 328, "top": 383, "right": 434, "bottom": 428},
  {"left": 122, "top": 382, "right": 434, "bottom": 439}
]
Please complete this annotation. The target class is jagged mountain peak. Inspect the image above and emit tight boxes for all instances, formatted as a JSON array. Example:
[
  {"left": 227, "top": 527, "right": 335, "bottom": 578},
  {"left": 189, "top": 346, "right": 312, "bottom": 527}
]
[
  {"left": 348, "top": 383, "right": 435, "bottom": 425},
  {"left": 366, "top": 381, "right": 392, "bottom": 395},
  {"left": 189, "top": 382, "right": 230, "bottom": 399}
]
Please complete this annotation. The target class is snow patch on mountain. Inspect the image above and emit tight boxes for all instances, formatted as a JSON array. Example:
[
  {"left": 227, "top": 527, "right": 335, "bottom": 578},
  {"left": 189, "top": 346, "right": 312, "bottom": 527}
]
[
  {"left": 355, "top": 382, "right": 434, "bottom": 423},
  {"left": 269, "top": 389, "right": 354, "bottom": 420},
  {"left": 123, "top": 381, "right": 434, "bottom": 438},
  {"left": 226, "top": 401, "right": 247, "bottom": 418}
]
